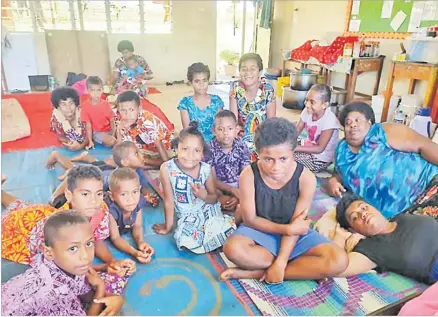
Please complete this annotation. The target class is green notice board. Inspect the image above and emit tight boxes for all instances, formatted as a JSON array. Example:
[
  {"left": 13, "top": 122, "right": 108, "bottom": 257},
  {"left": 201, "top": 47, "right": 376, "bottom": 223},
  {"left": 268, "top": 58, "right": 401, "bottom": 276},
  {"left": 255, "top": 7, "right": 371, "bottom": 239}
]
[{"left": 348, "top": 0, "right": 438, "bottom": 33}]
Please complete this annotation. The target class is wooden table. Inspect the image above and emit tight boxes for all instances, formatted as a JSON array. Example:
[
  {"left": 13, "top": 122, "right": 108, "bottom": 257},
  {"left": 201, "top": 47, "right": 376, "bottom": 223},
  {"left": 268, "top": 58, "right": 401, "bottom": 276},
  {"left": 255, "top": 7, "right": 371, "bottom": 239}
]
[
  {"left": 382, "top": 61, "right": 438, "bottom": 122},
  {"left": 282, "top": 56, "right": 385, "bottom": 103}
]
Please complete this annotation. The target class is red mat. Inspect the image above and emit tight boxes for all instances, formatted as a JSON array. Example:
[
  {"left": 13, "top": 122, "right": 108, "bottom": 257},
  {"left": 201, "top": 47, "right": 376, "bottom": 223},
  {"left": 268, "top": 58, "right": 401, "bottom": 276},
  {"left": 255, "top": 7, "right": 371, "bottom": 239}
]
[{"left": 2, "top": 91, "right": 173, "bottom": 153}]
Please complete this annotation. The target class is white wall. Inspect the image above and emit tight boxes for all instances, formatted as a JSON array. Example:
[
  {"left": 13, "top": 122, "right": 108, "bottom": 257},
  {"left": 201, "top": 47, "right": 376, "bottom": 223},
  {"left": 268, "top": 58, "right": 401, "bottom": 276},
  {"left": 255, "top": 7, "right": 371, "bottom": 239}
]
[
  {"left": 108, "top": 1, "right": 217, "bottom": 84},
  {"left": 270, "top": 0, "right": 429, "bottom": 98}
]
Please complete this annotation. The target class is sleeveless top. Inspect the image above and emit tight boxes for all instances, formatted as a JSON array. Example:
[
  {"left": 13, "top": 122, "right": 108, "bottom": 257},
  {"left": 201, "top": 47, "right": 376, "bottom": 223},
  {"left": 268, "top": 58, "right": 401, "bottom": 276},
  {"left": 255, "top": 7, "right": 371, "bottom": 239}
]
[
  {"left": 335, "top": 123, "right": 438, "bottom": 219},
  {"left": 252, "top": 162, "right": 304, "bottom": 225}
]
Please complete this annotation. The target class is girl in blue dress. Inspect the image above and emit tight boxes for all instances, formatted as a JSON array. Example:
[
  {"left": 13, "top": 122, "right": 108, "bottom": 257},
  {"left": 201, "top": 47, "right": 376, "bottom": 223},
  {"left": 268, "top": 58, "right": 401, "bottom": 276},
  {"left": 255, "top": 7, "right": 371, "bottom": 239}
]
[{"left": 178, "top": 63, "right": 224, "bottom": 143}]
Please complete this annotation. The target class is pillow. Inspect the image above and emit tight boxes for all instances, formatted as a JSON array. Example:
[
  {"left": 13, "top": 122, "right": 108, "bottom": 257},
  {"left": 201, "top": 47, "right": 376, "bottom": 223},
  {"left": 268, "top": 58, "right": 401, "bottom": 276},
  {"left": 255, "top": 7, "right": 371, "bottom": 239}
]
[
  {"left": 1, "top": 98, "right": 31, "bottom": 142},
  {"left": 313, "top": 207, "right": 364, "bottom": 253}
]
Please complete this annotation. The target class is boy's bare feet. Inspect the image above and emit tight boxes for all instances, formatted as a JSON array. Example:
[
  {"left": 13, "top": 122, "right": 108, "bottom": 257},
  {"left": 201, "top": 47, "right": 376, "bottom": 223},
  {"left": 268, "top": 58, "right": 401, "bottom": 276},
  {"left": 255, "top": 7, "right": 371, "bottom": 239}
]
[
  {"left": 219, "top": 268, "right": 265, "bottom": 281},
  {"left": 58, "top": 169, "right": 70, "bottom": 181},
  {"left": 70, "top": 151, "right": 90, "bottom": 162},
  {"left": 45, "top": 150, "right": 60, "bottom": 169},
  {"left": 1, "top": 174, "right": 7, "bottom": 184}
]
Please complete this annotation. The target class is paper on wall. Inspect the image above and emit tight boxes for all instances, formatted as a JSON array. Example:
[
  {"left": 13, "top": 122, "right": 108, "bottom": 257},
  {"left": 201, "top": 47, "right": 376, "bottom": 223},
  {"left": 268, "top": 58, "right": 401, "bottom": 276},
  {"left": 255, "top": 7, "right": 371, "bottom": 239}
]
[
  {"left": 422, "top": 0, "right": 437, "bottom": 20},
  {"left": 349, "top": 19, "right": 361, "bottom": 32},
  {"left": 390, "top": 10, "right": 407, "bottom": 31},
  {"left": 381, "top": 0, "right": 394, "bottom": 18},
  {"left": 408, "top": 1, "right": 424, "bottom": 32},
  {"left": 351, "top": 1, "right": 361, "bottom": 15}
]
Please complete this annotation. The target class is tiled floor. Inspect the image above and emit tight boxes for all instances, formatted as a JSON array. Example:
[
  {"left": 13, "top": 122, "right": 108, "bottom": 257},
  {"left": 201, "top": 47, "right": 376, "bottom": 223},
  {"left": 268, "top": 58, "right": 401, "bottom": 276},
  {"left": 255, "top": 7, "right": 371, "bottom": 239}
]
[{"left": 148, "top": 84, "right": 302, "bottom": 132}]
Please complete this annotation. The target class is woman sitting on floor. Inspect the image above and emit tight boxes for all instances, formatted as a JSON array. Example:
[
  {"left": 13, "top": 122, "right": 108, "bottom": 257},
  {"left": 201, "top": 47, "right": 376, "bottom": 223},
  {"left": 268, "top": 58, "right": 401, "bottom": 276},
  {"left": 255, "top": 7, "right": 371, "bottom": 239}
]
[
  {"left": 326, "top": 101, "right": 438, "bottom": 219},
  {"left": 49, "top": 87, "right": 88, "bottom": 151},
  {"left": 111, "top": 40, "right": 153, "bottom": 98}
]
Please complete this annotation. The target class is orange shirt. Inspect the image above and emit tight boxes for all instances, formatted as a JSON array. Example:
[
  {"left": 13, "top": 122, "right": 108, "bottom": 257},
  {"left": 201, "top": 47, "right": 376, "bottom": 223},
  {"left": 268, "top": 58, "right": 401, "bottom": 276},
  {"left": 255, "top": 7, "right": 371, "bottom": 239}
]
[{"left": 80, "top": 99, "right": 114, "bottom": 132}]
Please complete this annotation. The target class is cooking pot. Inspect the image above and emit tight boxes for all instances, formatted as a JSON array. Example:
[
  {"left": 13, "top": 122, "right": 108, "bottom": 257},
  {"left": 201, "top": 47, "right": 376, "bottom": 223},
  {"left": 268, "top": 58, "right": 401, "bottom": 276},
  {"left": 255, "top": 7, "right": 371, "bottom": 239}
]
[
  {"left": 282, "top": 87, "right": 307, "bottom": 110},
  {"left": 290, "top": 72, "right": 317, "bottom": 91}
]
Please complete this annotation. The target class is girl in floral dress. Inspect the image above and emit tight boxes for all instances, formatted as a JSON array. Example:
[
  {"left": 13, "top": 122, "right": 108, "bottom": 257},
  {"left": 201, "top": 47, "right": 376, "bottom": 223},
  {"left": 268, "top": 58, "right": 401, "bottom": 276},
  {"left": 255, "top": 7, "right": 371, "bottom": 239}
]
[
  {"left": 229, "top": 53, "right": 276, "bottom": 161},
  {"left": 152, "top": 122, "right": 236, "bottom": 254}
]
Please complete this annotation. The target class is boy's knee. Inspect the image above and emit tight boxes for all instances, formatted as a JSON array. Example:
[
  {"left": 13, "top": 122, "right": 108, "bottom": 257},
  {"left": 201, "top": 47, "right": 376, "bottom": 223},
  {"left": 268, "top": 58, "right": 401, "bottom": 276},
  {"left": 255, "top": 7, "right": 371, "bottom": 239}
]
[
  {"left": 321, "top": 245, "right": 349, "bottom": 276},
  {"left": 223, "top": 237, "right": 243, "bottom": 263}
]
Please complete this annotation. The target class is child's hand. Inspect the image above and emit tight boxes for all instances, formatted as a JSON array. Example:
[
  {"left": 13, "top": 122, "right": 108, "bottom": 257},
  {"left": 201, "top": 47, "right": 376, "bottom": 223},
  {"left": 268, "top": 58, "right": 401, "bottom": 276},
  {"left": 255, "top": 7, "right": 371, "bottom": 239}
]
[
  {"left": 287, "top": 209, "right": 311, "bottom": 236},
  {"left": 94, "top": 295, "right": 124, "bottom": 316},
  {"left": 108, "top": 259, "right": 136, "bottom": 276},
  {"left": 230, "top": 188, "right": 240, "bottom": 199},
  {"left": 86, "top": 140, "right": 95, "bottom": 150},
  {"left": 152, "top": 223, "right": 171, "bottom": 235},
  {"left": 191, "top": 183, "right": 208, "bottom": 200},
  {"left": 136, "top": 241, "right": 154, "bottom": 263},
  {"left": 86, "top": 267, "right": 105, "bottom": 289},
  {"left": 219, "top": 195, "right": 238, "bottom": 211},
  {"left": 62, "top": 140, "right": 82, "bottom": 151}
]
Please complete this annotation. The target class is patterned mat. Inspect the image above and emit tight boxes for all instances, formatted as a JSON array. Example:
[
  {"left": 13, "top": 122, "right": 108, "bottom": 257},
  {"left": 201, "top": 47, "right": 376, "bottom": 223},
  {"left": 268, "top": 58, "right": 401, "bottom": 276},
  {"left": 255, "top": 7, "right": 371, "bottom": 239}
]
[{"left": 208, "top": 185, "right": 427, "bottom": 316}]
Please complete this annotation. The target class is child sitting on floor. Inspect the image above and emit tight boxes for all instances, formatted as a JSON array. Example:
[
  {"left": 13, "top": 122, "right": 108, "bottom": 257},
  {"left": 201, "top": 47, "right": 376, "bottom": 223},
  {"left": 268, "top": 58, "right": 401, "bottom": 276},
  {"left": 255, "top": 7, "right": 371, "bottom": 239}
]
[
  {"left": 1, "top": 211, "right": 124, "bottom": 316},
  {"left": 106, "top": 168, "right": 155, "bottom": 264},
  {"left": 206, "top": 110, "right": 251, "bottom": 212},
  {"left": 178, "top": 62, "right": 224, "bottom": 143},
  {"left": 46, "top": 141, "right": 160, "bottom": 206},
  {"left": 115, "top": 90, "right": 174, "bottom": 167},
  {"left": 125, "top": 55, "right": 146, "bottom": 79},
  {"left": 220, "top": 118, "right": 347, "bottom": 283},
  {"left": 294, "top": 84, "right": 340, "bottom": 173},
  {"left": 152, "top": 121, "right": 236, "bottom": 254},
  {"left": 49, "top": 87, "right": 88, "bottom": 151},
  {"left": 2, "top": 165, "right": 136, "bottom": 277},
  {"left": 81, "top": 76, "right": 116, "bottom": 149}
]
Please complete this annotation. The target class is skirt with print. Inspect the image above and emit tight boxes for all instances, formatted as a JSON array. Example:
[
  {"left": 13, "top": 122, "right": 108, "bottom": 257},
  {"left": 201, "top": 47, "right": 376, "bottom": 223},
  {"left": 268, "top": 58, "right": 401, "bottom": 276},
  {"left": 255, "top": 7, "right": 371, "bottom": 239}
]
[{"left": 174, "top": 202, "right": 236, "bottom": 254}]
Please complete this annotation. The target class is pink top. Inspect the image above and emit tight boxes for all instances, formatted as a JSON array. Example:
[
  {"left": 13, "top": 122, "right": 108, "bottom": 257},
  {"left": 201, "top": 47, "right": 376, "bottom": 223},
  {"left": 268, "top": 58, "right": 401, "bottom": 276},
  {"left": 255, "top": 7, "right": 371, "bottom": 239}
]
[
  {"left": 1, "top": 257, "right": 92, "bottom": 316},
  {"left": 398, "top": 282, "right": 438, "bottom": 316}
]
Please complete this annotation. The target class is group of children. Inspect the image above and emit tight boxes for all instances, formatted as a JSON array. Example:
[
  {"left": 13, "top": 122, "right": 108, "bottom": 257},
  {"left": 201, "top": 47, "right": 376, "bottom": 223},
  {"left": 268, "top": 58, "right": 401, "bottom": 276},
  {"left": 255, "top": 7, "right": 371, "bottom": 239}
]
[{"left": 1, "top": 53, "right": 347, "bottom": 315}]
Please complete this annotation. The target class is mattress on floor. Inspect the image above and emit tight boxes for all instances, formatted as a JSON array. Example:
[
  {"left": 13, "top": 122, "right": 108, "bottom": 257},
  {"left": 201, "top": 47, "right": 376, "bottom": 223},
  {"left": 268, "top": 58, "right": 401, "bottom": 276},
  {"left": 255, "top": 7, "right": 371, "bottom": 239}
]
[{"left": 1, "top": 98, "right": 31, "bottom": 143}]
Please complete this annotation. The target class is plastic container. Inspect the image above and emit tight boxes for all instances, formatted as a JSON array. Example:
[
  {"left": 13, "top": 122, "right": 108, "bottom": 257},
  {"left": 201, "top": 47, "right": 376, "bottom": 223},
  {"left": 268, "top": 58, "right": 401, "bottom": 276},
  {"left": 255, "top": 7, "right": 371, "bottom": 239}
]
[
  {"left": 393, "top": 108, "right": 405, "bottom": 124},
  {"left": 277, "top": 76, "right": 290, "bottom": 97},
  {"left": 409, "top": 108, "right": 432, "bottom": 138}
]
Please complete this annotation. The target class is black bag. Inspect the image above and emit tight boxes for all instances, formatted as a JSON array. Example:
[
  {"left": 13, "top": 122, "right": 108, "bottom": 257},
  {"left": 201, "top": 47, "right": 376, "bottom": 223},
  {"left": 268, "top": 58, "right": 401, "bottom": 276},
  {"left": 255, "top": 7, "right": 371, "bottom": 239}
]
[{"left": 65, "top": 72, "right": 87, "bottom": 86}]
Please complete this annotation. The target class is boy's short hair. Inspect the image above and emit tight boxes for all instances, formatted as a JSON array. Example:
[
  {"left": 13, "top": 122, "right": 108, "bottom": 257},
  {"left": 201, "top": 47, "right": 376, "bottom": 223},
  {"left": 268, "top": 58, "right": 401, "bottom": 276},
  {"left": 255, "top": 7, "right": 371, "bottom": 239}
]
[
  {"left": 214, "top": 110, "right": 237, "bottom": 125},
  {"left": 336, "top": 192, "right": 363, "bottom": 230},
  {"left": 187, "top": 62, "right": 211, "bottom": 82},
  {"left": 112, "top": 141, "right": 137, "bottom": 167},
  {"left": 116, "top": 90, "right": 141, "bottom": 107},
  {"left": 51, "top": 87, "right": 80, "bottom": 109},
  {"left": 44, "top": 210, "right": 89, "bottom": 247},
  {"left": 67, "top": 165, "right": 103, "bottom": 192},
  {"left": 108, "top": 167, "right": 139, "bottom": 192},
  {"left": 86, "top": 76, "right": 103, "bottom": 88},
  {"left": 254, "top": 117, "right": 298, "bottom": 152}
]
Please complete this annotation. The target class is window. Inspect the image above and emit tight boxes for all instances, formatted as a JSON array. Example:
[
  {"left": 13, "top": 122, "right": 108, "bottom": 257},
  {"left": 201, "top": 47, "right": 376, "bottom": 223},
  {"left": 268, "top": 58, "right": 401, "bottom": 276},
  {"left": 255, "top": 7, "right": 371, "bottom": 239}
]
[
  {"left": 144, "top": 1, "right": 172, "bottom": 34},
  {"left": 1, "top": 1, "right": 34, "bottom": 32},
  {"left": 80, "top": 0, "right": 107, "bottom": 31},
  {"left": 0, "top": 0, "right": 172, "bottom": 34},
  {"left": 33, "top": 0, "right": 75, "bottom": 31},
  {"left": 109, "top": 1, "right": 141, "bottom": 34}
]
